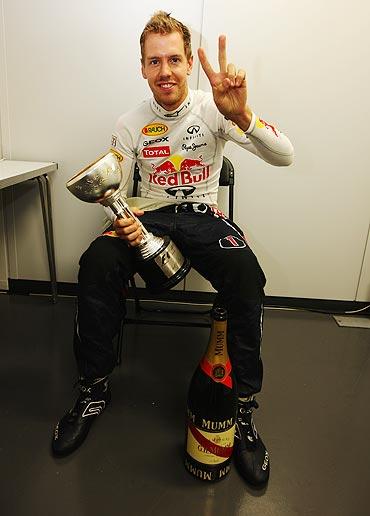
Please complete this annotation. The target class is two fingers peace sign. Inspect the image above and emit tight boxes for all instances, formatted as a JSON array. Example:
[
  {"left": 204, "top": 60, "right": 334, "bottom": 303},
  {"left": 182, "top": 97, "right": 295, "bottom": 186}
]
[{"left": 198, "top": 35, "right": 248, "bottom": 122}]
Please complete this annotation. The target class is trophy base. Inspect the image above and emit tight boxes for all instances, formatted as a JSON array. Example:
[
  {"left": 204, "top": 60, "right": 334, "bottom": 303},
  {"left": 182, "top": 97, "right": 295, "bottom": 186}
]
[{"left": 136, "top": 235, "right": 191, "bottom": 293}]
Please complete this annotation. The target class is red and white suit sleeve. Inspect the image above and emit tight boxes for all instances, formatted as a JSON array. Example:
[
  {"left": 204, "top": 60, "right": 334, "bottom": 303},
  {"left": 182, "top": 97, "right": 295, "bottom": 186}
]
[{"left": 223, "top": 112, "right": 294, "bottom": 167}]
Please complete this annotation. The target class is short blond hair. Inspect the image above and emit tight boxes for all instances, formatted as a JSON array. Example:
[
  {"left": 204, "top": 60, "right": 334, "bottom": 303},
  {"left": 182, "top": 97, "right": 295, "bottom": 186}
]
[{"left": 140, "top": 11, "right": 192, "bottom": 61}]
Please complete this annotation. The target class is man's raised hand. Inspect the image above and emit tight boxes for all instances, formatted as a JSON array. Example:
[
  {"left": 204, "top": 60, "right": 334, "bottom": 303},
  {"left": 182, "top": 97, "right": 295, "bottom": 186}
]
[{"left": 198, "top": 35, "right": 252, "bottom": 130}]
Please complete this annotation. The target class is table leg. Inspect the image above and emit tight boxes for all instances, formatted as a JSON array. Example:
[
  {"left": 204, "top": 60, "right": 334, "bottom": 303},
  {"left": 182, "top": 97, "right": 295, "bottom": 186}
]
[{"left": 36, "top": 174, "right": 57, "bottom": 303}]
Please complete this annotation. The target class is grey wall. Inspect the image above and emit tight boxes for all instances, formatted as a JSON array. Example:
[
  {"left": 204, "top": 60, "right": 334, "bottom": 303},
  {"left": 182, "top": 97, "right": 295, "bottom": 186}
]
[{"left": 0, "top": 0, "right": 369, "bottom": 301}]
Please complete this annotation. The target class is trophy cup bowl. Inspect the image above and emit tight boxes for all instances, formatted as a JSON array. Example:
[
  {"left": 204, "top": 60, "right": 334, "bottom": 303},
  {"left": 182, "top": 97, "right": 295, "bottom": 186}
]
[{"left": 66, "top": 152, "right": 191, "bottom": 293}]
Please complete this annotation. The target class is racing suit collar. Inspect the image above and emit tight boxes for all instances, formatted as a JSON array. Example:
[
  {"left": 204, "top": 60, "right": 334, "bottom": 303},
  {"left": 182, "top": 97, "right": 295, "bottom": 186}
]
[{"left": 150, "top": 91, "right": 193, "bottom": 120}]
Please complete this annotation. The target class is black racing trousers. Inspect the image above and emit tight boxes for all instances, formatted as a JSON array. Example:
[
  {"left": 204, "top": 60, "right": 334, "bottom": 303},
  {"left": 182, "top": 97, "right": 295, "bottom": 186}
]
[{"left": 74, "top": 204, "right": 266, "bottom": 397}]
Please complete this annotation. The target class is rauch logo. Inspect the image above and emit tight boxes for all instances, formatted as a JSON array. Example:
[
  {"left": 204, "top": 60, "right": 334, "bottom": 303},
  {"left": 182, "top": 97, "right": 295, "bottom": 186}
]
[{"left": 141, "top": 123, "right": 168, "bottom": 136}]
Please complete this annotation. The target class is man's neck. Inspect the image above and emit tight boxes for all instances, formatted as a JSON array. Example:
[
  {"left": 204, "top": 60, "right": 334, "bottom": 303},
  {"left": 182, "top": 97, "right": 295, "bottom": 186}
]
[{"left": 151, "top": 91, "right": 193, "bottom": 119}]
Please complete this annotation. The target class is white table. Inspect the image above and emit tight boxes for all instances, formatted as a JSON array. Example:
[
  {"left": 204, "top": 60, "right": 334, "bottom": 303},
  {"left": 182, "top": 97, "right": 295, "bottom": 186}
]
[{"left": 0, "top": 159, "right": 58, "bottom": 302}]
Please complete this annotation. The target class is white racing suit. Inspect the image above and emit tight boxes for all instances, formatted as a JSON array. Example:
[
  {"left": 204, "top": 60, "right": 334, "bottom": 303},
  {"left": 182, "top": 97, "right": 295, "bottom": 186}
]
[{"left": 74, "top": 90, "right": 294, "bottom": 396}]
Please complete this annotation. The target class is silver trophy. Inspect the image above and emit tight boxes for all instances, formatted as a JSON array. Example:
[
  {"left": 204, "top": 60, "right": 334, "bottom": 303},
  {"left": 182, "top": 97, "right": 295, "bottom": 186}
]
[{"left": 66, "top": 152, "right": 191, "bottom": 293}]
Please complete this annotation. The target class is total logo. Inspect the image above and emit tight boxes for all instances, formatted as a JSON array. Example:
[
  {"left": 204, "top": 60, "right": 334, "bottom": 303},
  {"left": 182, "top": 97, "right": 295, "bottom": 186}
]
[
  {"left": 149, "top": 154, "right": 210, "bottom": 198},
  {"left": 141, "top": 123, "right": 168, "bottom": 137},
  {"left": 142, "top": 146, "right": 170, "bottom": 158}
]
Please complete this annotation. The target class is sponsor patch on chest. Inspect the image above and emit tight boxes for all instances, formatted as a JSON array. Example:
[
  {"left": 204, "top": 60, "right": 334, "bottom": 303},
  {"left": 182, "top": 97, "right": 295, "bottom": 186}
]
[{"left": 142, "top": 146, "right": 170, "bottom": 158}]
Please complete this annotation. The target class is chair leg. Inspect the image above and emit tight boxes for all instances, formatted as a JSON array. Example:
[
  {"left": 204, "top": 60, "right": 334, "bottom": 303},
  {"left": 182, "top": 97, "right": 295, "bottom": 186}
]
[{"left": 130, "top": 276, "right": 141, "bottom": 313}]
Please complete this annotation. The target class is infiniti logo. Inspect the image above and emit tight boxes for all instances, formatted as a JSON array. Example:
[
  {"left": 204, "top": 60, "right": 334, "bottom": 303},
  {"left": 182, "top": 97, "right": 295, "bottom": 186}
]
[{"left": 187, "top": 125, "right": 201, "bottom": 135}]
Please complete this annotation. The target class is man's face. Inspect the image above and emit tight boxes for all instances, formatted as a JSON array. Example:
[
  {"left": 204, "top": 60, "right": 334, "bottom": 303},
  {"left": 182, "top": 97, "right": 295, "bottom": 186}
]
[{"left": 141, "top": 31, "right": 193, "bottom": 111}]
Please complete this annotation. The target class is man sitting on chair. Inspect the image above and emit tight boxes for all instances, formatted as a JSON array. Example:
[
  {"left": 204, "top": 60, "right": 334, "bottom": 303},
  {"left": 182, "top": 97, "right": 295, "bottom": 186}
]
[{"left": 52, "top": 11, "right": 294, "bottom": 488}]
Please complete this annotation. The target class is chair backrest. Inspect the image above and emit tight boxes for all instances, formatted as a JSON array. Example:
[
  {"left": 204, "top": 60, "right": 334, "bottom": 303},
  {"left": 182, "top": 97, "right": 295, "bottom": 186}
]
[{"left": 132, "top": 156, "right": 235, "bottom": 220}]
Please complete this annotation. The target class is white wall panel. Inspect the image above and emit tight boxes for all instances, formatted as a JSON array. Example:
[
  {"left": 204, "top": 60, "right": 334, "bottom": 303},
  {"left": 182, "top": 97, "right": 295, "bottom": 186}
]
[
  {"left": 1, "top": 0, "right": 369, "bottom": 302},
  {"left": 0, "top": 0, "right": 204, "bottom": 282},
  {"left": 199, "top": 0, "right": 370, "bottom": 300}
]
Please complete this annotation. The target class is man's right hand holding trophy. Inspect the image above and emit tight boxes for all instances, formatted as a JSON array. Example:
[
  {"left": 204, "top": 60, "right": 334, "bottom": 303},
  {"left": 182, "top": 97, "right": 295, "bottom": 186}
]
[
  {"left": 113, "top": 206, "right": 145, "bottom": 247},
  {"left": 66, "top": 152, "right": 191, "bottom": 293}
]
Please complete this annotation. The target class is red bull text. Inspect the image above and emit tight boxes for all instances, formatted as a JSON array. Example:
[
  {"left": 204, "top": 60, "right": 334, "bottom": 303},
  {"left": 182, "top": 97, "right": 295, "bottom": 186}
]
[{"left": 149, "top": 157, "right": 210, "bottom": 187}]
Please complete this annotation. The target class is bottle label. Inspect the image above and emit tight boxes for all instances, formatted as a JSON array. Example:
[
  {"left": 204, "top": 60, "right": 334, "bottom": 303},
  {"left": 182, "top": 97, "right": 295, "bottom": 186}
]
[
  {"left": 200, "top": 357, "right": 233, "bottom": 388},
  {"left": 184, "top": 457, "right": 231, "bottom": 481},
  {"left": 186, "top": 420, "right": 235, "bottom": 465}
]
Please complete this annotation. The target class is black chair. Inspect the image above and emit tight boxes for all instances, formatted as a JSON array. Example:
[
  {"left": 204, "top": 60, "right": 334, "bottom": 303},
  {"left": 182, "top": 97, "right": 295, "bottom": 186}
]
[{"left": 116, "top": 156, "right": 235, "bottom": 364}]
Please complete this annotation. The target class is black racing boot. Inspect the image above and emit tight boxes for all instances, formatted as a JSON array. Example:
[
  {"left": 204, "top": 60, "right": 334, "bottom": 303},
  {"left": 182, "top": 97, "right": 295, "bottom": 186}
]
[
  {"left": 234, "top": 397, "right": 270, "bottom": 487},
  {"left": 52, "top": 377, "right": 111, "bottom": 457}
]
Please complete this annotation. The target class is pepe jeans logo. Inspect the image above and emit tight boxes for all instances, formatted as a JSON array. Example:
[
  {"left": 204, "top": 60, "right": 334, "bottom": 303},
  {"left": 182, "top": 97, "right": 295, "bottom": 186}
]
[
  {"left": 141, "top": 123, "right": 168, "bottom": 136},
  {"left": 182, "top": 142, "right": 207, "bottom": 152}
]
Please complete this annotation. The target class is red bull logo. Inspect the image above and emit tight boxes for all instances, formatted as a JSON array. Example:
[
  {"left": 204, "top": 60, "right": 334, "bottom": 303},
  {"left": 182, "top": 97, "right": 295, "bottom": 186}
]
[
  {"left": 179, "top": 158, "right": 206, "bottom": 171},
  {"left": 256, "top": 117, "right": 279, "bottom": 137},
  {"left": 151, "top": 160, "right": 177, "bottom": 175},
  {"left": 149, "top": 155, "right": 210, "bottom": 189}
]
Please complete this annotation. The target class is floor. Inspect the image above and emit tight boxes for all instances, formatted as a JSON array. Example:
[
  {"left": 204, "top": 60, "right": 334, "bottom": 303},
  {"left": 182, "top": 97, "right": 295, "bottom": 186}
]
[{"left": 0, "top": 292, "right": 369, "bottom": 516}]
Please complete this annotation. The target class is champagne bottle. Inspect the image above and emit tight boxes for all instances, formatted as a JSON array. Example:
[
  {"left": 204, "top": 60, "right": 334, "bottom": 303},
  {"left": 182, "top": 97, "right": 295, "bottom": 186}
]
[{"left": 184, "top": 307, "right": 238, "bottom": 482}]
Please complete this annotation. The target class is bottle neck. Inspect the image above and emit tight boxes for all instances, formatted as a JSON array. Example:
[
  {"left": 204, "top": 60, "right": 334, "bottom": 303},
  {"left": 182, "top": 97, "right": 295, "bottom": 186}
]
[
  {"left": 203, "top": 319, "right": 229, "bottom": 365},
  {"left": 200, "top": 317, "right": 233, "bottom": 388}
]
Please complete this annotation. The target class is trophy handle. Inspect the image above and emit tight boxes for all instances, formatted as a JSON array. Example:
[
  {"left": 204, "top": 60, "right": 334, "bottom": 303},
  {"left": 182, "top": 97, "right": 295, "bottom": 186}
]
[{"left": 101, "top": 190, "right": 150, "bottom": 243}]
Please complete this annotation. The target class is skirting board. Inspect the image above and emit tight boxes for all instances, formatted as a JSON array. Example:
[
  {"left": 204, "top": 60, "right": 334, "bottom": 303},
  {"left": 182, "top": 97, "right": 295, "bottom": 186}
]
[{"left": 5, "top": 278, "right": 370, "bottom": 316}]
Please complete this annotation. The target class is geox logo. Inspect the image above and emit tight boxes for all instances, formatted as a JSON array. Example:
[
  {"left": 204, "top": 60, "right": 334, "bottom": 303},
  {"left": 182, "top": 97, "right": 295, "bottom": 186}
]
[
  {"left": 82, "top": 401, "right": 106, "bottom": 417},
  {"left": 143, "top": 136, "right": 169, "bottom": 147}
]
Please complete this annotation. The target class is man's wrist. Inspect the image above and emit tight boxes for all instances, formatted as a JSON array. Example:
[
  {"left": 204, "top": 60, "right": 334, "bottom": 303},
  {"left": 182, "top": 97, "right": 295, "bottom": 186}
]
[{"left": 229, "top": 106, "right": 253, "bottom": 132}]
